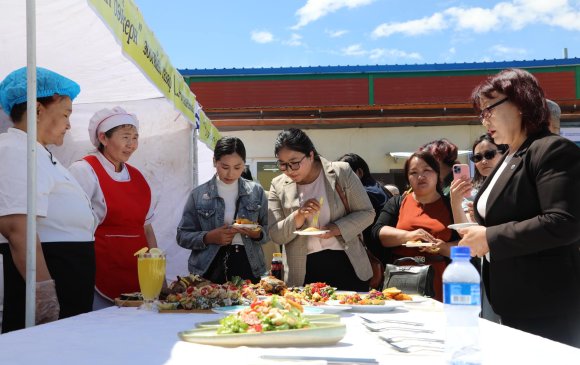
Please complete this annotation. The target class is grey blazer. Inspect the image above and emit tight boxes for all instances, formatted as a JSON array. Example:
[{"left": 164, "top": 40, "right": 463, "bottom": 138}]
[{"left": 268, "top": 157, "right": 375, "bottom": 287}]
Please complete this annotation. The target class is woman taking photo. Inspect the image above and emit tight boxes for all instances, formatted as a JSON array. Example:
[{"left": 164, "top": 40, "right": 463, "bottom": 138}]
[
  {"left": 268, "top": 128, "right": 374, "bottom": 291},
  {"left": 459, "top": 68, "right": 580, "bottom": 347},
  {"left": 0, "top": 67, "right": 95, "bottom": 332},
  {"left": 371, "top": 151, "right": 458, "bottom": 301},
  {"left": 69, "top": 107, "right": 158, "bottom": 308},
  {"left": 177, "top": 136, "right": 268, "bottom": 284},
  {"left": 450, "top": 134, "right": 506, "bottom": 224}
]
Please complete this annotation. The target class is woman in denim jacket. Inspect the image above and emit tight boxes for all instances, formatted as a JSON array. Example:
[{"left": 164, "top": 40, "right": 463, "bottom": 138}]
[{"left": 177, "top": 137, "right": 269, "bottom": 283}]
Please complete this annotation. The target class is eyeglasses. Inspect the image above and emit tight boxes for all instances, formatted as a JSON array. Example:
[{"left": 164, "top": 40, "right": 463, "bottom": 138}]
[
  {"left": 277, "top": 155, "right": 307, "bottom": 171},
  {"left": 469, "top": 149, "right": 502, "bottom": 163},
  {"left": 479, "top": 97, "right": 508, "bottom": 121}
]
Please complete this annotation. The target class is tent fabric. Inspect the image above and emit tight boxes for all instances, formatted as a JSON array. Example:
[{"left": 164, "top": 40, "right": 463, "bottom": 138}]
[{"left": 0, "top": 0, "right": 214, "bottom": 283}]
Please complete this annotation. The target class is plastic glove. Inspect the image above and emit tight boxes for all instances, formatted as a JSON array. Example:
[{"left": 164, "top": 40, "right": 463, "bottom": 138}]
[{"left": 35, "top": 279, "right": 60, "bottom": 325}]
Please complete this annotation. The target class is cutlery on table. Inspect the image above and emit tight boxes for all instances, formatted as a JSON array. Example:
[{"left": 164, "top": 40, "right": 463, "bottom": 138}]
[
  {"left": 363, "top": 323, "right": 435, "bottom": 333},
  {"left": 359, "top": 316, "right": 424, "bottom": 327},
  {"left": 260, "top": 355, "right": 378, "bottom": 364},
  {"left": 380, "top": 337, "right": 444, "bottom": 353}
]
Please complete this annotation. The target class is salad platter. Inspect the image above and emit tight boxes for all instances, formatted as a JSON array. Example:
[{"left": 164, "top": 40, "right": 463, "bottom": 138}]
[{"left": 178, "top": 322, "right": 346, "bottom": 347}]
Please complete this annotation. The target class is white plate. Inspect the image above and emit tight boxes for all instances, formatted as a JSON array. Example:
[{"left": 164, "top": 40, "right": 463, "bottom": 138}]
[
  {"left": 212, "top": 305, "right": 324, "bottom": 315},
  {"left": 316, "top": 304, "right": 352, "bottom": 314},
  {"left": 448, "top": 223, "right": 479, "bottom": 230},
  {"left": 326, "top": 300, "right": 403, "bottom": 313},
  {"left": 232, "top": 223, "right": 260, "bottom": 229},
  {"left": 195, "top": 314, "right": 341, "bottom": 328},
  {"left": 179, "top": 322, "right": 346, "bottom": 347},
  {"left": 293, "top": 229, "right": 330, "bottom": 236},
  {"left": 402, "top": 242, "right": 435, "bottom": 247},
  {"left": 334, "top": 290, "right": 357, "bottom": 296}
]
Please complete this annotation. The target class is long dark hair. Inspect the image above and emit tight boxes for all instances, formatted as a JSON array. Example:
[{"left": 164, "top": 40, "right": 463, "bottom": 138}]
[
  {"left": 214, "top": 136, "right": 246, "bottom": 161},
  {"left": 471, "top": 134, "right": 507, "bottom": 188},
  {"left": 404, "top": 151, "right": 443, "bottom": 197},
  {"left": 274, "top": 128, "right": 320, "bottom": 161}
]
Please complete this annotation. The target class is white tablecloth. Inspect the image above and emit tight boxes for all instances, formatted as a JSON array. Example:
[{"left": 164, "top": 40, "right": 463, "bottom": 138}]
[{"left": 0, "top": 300, "right": 578, "bottom": 365}]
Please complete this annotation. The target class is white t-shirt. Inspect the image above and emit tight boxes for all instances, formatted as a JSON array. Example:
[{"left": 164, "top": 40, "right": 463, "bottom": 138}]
[
  {"left": 0, "top": 128, "right": 96, "bottom": 243},
  {"left": 68, "top": 152, "right": 155, "bottom": 225},
  {"left": 297, "top": 170, "right": 343, "bottom": 254},
  {"left": 216, "top": 177, "right": 243, "bottom": 245}
]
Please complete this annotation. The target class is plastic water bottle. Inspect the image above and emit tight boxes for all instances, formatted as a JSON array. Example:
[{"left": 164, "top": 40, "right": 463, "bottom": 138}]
[
  {"left": 443, "top": 246, "right": 481, "bottom": 365},
  {"left": 270, "top": 252, "right": 284, "bottom": 281}
]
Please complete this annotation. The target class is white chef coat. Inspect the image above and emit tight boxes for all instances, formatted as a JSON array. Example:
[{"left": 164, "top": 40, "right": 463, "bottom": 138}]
[{"left": 0, "top": 128, "right": 96, "bottom": 243}]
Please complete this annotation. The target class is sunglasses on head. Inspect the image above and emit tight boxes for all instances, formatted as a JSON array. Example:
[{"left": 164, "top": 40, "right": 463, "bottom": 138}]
[{"left": 470, "top": 149, "right": 502, "bottom": 163}]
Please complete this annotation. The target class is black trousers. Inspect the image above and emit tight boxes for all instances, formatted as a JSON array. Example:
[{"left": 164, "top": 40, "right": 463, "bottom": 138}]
[
  {"left": 203, "top": 245, "right": 260, "bottom": 284},
  {"left": 1, "top": 242, "right": 95, "bottom": 333},
  {"left": 304, "top": 249, "right": 369, "bottom": 291},
  {"left": 501, "top": 312, "right": 580, "bottom": 348}
]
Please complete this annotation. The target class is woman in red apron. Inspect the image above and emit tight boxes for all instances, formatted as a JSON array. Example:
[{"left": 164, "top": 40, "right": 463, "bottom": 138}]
[{"left": 69, "top": 107, "right": 157, "bottom": 308}]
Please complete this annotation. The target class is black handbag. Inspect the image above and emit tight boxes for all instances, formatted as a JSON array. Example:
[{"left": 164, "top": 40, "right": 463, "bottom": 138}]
[{"left": 383, "top": 257, "right": 435, "bottom": 297}]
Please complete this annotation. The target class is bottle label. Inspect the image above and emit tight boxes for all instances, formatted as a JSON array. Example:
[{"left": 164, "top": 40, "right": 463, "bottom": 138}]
[{"left": 443, "top": 283, "right": 481, "bottom": 305}]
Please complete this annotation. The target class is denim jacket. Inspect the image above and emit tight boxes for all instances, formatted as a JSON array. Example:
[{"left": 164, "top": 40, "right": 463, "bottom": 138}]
[{"left": 176, "top": 175, "right": 269, "bottom": 278}]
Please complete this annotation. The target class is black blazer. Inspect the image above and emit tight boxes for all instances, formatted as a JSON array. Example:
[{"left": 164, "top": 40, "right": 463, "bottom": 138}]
[{"left": 474, "top": 131, "right": 580, "bottom": 318}]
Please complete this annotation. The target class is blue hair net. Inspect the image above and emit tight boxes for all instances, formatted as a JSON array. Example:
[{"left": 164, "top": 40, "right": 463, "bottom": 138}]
[{"left": 0, "top": 67, "right": 80, "bottom": 115}]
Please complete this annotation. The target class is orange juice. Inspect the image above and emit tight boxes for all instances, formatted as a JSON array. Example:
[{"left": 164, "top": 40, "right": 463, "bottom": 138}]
[{"left": 138, "top": 254, "right": 166, "bottom": 301}]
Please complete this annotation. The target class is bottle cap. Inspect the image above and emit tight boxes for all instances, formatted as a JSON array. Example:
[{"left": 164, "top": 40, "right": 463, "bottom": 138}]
[
  {"left": 273, "top": 253, "right": 282, "bottom": 258},
  {"left": 451, "top": 246, "right": 471, "bottom": 259}
]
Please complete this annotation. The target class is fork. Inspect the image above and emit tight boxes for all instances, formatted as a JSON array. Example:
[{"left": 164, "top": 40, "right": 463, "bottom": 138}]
[
  {"left": 360, "top": 316, "right": 424, "bottom": 326},
  {"left": 381, "top": 337, "right": 444, "bottom": 353},
  {"left": 363, "top": 323, "right": 435, "bottom": 333},
  {"left": 311, "top": 196, "right": 324, "bottom": 228}
]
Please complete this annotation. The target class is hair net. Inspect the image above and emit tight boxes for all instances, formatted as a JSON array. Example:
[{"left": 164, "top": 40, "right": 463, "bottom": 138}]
[
  {"left": 0, "top": 67, "right": 80, "bottom": 115},
  {"left": 88, "top": 106, "right": 139, "bottom": 147}
]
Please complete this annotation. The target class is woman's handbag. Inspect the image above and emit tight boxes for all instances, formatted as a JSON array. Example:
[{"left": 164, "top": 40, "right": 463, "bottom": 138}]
[
  {"left": 335, "top": 182, "right": 385, "bottom": 290},
  {"left": 383, "top": 257, "right": 435, "bottom": 297}
]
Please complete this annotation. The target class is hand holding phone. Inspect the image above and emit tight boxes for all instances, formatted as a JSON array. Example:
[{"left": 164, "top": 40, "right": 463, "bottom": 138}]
[{"left": 452, "top": 164, "right": 471, "bottom": 198}]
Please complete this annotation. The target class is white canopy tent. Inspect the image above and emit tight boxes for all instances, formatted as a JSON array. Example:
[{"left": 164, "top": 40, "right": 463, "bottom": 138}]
[{"left": 0, "top": 0, "right": 216, "bottom": 312}]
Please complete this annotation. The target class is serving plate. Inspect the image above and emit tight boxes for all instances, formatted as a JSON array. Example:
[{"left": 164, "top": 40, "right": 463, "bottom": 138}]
[
  {"left": 232, "top": 223, "right": 260, "bottom": 230},
  {"left": 402, "top": 242, "right": 435, "bottom": 247},
  {"left": 195, "top": 313, "right": 341, "bottom": 328},
  {"left": 114, "top": 298, "right": 143, "bottom": 307},
  {"left": 326, "top": 300, "right": 404, "bottom": 313},
  {"left": 293, "top": 229, "right": 330, "bottom": 236},
  {"left": 178, "top": 322, "right": 346, "bottom": 347}
]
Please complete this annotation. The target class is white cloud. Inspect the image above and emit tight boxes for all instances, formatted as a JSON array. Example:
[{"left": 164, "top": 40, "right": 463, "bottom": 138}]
[
  {"left": 372, "top": 13, "right": 447, "bottom": 38},
  {"left": 371, "top": 0, "right": 580, "bottom": 37},
  {"left": 341, "top": 44, "right": 422, "bottom": 61},
  {"left": 293, "top": 0, "right": 376, "bottom": 29},
  {"left": 251, "top": 30, "right": 274, "bottom": 44},
  {"left": 326, "top": 29, "right": 349, "bottom": 38},
  {"left": 490, "top": 44, "right": 528, "bottom": 56},
  {"left": 342, "top": 44, "right": 367, "bottom": 56},
  {"left": 284, "top": 33, "right": 303, "bottom": 47},
  {"left": 449, "top": 47, "right": 456, "bottom": 54}
]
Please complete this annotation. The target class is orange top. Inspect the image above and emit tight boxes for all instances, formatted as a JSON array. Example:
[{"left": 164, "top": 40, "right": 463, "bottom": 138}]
[{"left": 396, "top": 193, "right": 453, "bottom": 242}]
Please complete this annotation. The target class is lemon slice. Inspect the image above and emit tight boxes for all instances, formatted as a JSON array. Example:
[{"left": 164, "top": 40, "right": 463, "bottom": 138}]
[
  {"left": 149, "top": 247, "right": 163, "bottom": 257},
  {"left": 133, "top": 247, "right": 149, "bottom": 256}
]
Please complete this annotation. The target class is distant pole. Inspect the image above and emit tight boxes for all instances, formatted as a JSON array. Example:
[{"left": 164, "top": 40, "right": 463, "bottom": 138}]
[{"left": 564, "top": 48, "right": 568, "bottom": 59}]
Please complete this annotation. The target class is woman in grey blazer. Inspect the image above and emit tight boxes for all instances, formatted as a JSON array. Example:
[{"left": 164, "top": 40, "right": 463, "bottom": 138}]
[
  {"left": 268, "top": 128, "right": 374, "bottom": 290},
  {"left": 458, "top": 69, "right": 580, "bottom": 347}
]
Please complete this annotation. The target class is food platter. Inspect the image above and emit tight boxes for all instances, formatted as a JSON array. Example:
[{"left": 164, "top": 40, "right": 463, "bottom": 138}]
[
  {"left": 195, "top": 314, "right": 341, "bottom": 328},
  {"left": 178, "top": 322, "right": 346, "bottom": 347},
  {"left": 212, "top": 305, "right": 324, "bottom": 315},
  {"left": 326, "top": 300, "right": 404, "bottom": 313},
  {"left": 400, "top": 295, "right": 429, "bottom": 303},
  {"left": 293, "top": 229, "right": 330, "bottom": 236}
]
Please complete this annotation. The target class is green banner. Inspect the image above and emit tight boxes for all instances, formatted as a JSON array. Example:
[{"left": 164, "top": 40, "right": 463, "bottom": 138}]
[{"left": 88, "top": 0, "right": 220, "bottom": 148}]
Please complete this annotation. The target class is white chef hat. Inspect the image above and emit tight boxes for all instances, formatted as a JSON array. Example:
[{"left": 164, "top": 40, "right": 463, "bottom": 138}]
[{"left": 88, "top": 106, "right": 139, "bottom": 147}]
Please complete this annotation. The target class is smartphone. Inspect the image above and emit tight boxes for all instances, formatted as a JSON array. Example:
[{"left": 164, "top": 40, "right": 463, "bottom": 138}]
[{"left": 452, "top": 164, "right": 471, "bottom": 198}]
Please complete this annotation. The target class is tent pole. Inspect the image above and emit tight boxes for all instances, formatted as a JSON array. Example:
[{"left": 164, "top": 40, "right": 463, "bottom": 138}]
[
  {"left": 25, "top": 0, "right": 38, "bottom": 328},
  {"left": 191, "top": 127, "right": 198, "bottom": 188}
]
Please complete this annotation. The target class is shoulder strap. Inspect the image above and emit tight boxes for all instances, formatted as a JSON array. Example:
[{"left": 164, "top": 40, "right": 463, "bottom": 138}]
[{"left": 335, "top": 181, "right": 350, "bottom": 214}]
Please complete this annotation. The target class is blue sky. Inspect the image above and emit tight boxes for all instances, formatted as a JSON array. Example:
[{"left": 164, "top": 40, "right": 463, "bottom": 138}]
[{"left": 134, "top": 0, "right": 580, "bottom": 70}]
